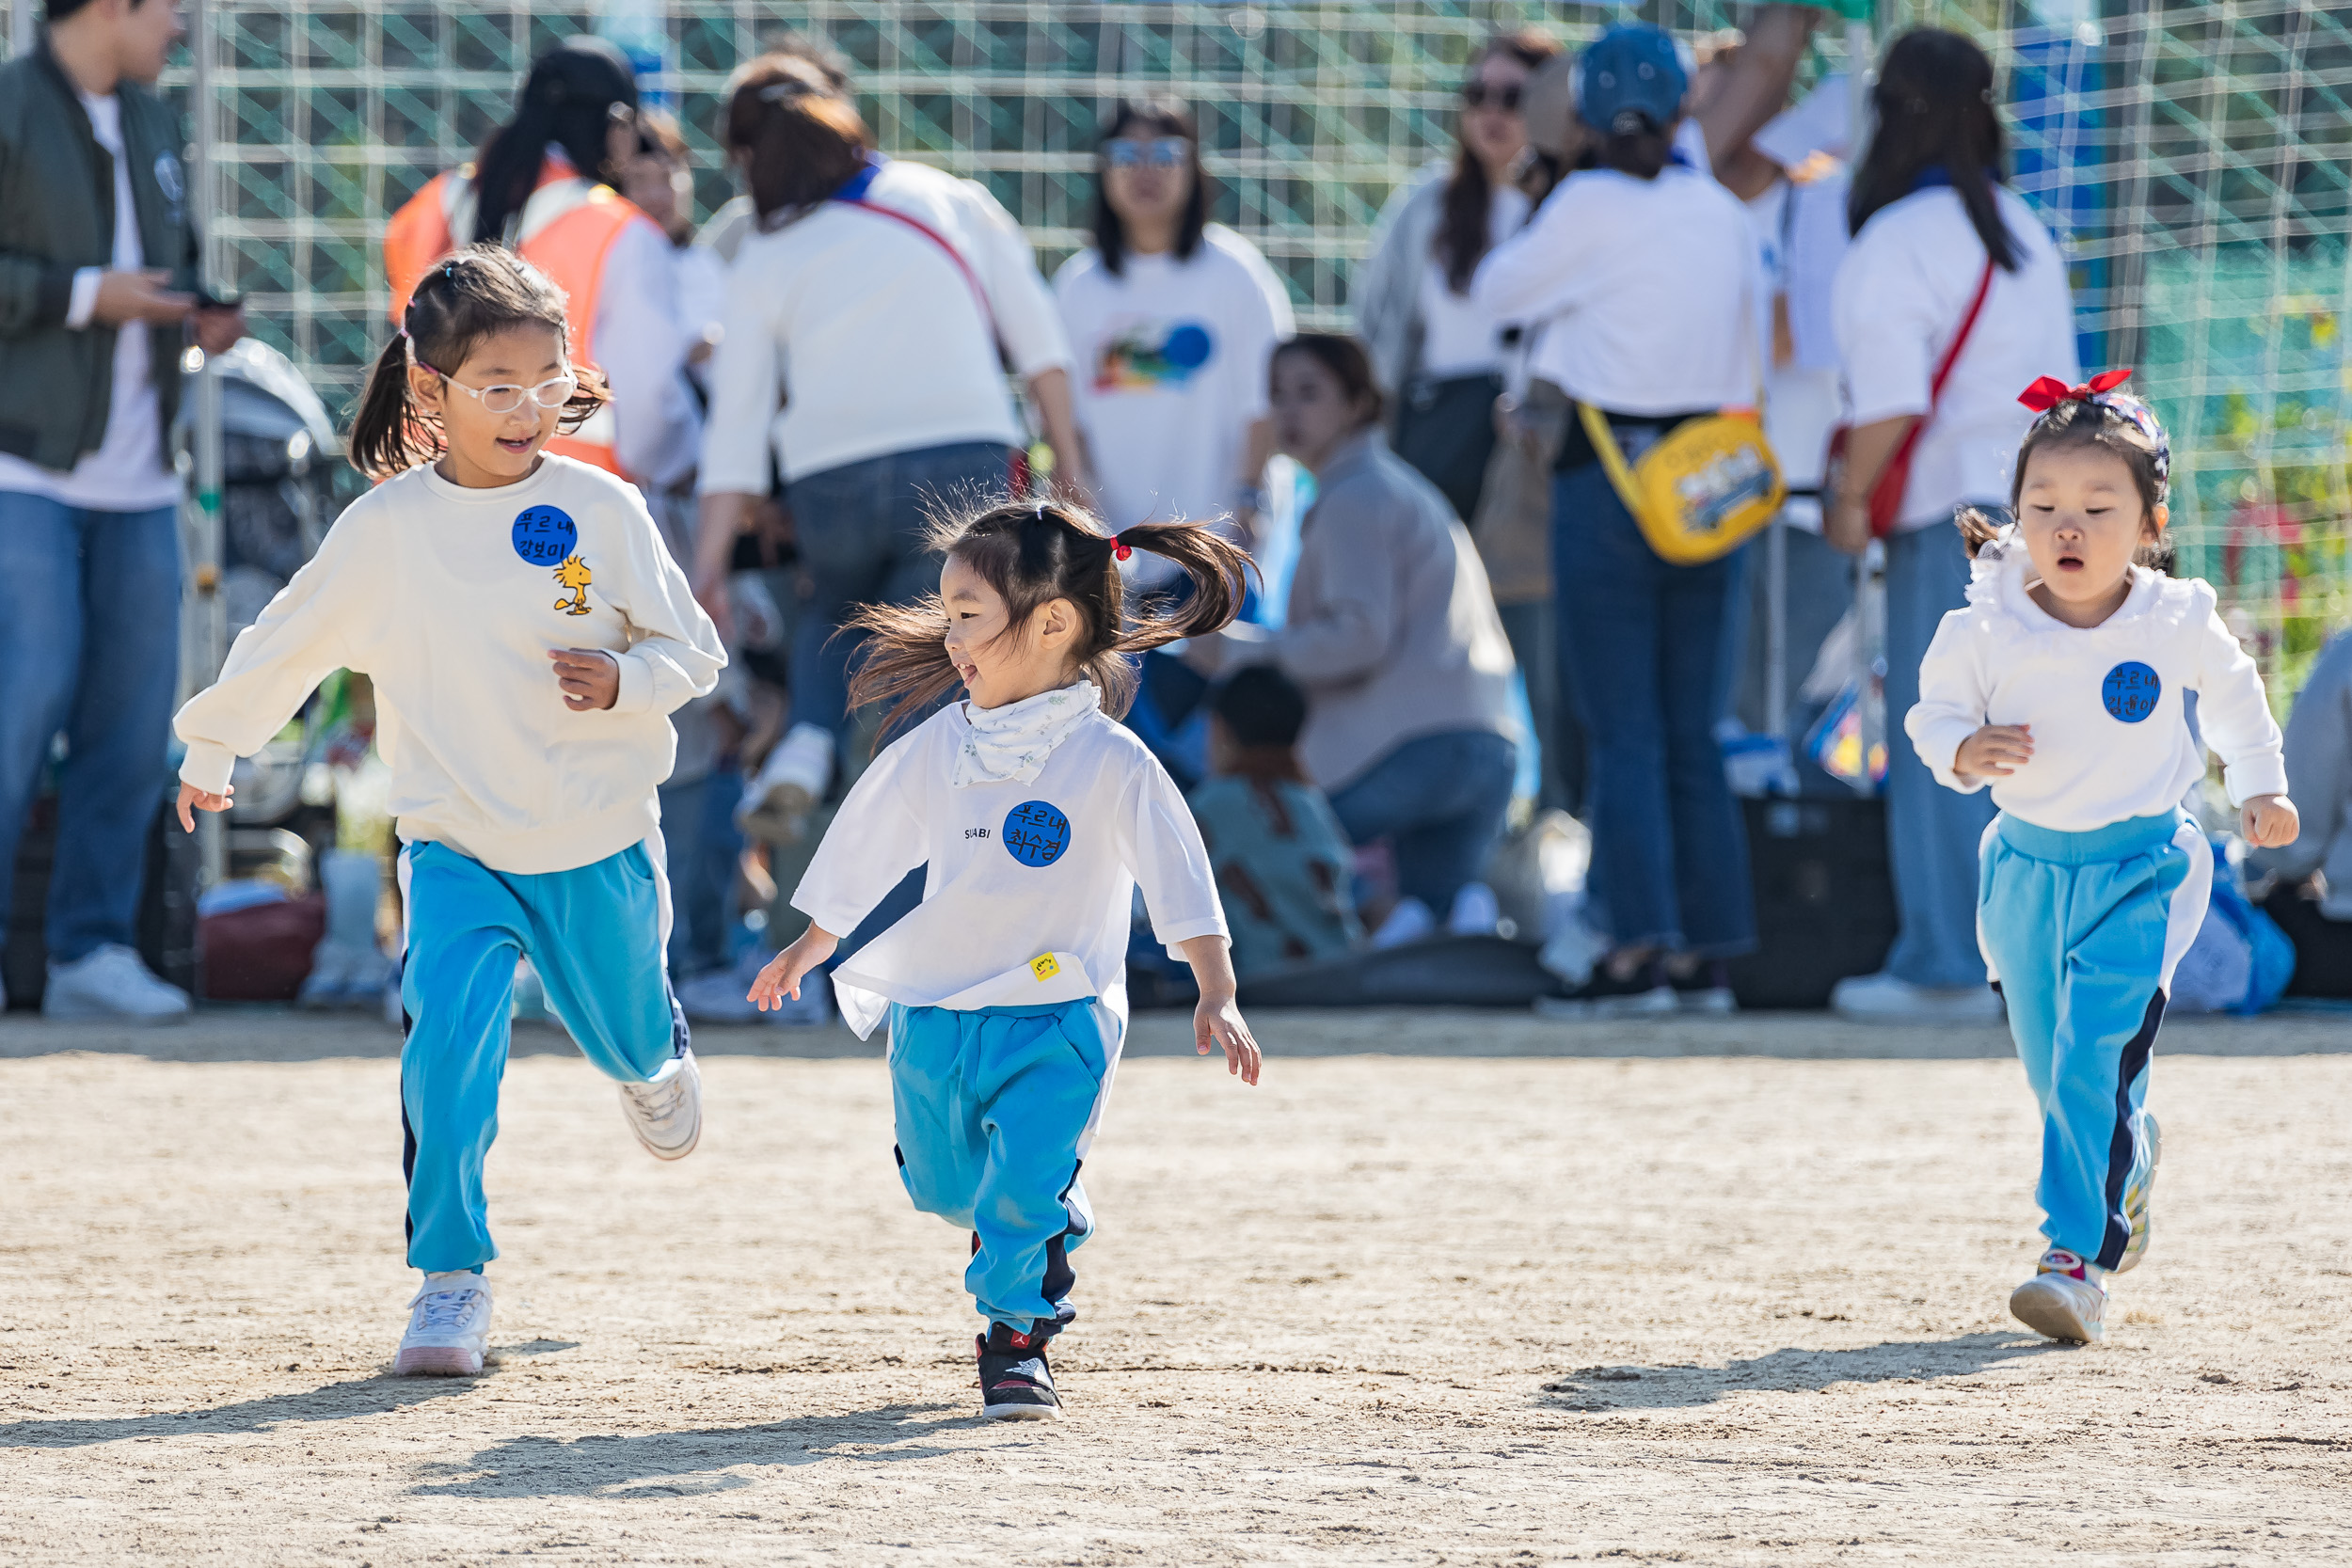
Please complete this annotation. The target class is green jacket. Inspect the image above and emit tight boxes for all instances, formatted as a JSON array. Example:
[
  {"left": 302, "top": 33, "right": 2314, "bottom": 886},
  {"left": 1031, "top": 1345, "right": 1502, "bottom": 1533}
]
[{"left": 0, "top": 40, "right": 199, "bottom": 474}]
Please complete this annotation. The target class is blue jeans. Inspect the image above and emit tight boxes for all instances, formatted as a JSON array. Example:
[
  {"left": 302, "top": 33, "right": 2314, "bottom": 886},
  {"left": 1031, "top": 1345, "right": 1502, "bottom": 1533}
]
[
  {"left": 656, "top": 769, "right": 743, "bottom": 976},
  {"left": 399, "top": 840, "right": 685, "bottom": 1273},
  {"left": 1551, "top": 463, "right": 1755, "bottom": 957},
  {"left": 0, "top": 494, "right": 182, "bottom": 963},
  {"left": 1327, "top": 728, "right": 1516, "bottom": 915},
  {"left": 785, "top": 441, "right": 1012, "bottom": 747},
  {"left": 1885, "top": 518, "right": 2001, "bottom": 988}
]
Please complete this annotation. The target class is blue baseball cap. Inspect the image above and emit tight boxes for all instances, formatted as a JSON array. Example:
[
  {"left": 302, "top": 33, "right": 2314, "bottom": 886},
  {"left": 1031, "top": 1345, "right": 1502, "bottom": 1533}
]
[{"left": 1580, "top": 24, "right": 1688, "bottom": 135}]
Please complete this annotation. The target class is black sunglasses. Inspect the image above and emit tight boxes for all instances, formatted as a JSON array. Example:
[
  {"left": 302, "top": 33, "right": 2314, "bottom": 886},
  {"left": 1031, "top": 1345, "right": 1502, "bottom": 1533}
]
[{"left": 1461, "top": 80, "right": 1523, "bottom": 111}]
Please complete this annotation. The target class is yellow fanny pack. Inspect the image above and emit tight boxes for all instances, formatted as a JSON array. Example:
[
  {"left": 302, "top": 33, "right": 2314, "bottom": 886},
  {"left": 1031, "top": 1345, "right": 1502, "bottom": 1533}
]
[{"left": 1577, "top": 403, "right": 1785, "bottom": 566}]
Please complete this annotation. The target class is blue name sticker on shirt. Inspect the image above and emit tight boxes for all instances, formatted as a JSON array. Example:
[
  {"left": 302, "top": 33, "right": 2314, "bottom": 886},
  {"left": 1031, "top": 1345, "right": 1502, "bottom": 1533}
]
[
  {"left": 1003, "top": 800, "right": 1072, "bottom": 868},
  {"left": 2102, "top": 660, "right": 2162, "bottom": 723},
  {"left": 511, "top": 505, "right": 578, "bottom": 567}
]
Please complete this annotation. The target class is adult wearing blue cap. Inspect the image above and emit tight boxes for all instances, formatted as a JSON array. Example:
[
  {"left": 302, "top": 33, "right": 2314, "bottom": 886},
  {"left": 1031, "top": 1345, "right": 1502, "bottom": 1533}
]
[{"left": 1472, "top": 23, "right": 1763, "bottom": 1015}]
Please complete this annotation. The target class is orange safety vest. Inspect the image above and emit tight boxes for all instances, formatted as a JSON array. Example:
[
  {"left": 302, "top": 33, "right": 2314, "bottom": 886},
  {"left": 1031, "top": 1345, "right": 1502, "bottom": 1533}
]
[{"left": 383, "top": 160, "right": 644, "bottom": 478}]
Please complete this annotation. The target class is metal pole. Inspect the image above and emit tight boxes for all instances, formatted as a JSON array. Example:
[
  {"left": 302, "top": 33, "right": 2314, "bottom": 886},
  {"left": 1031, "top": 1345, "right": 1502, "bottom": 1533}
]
[
  {"left": 1846, "top": 12, "right": 1883, "bottom": 800},
  {"left": 187, "top": 0, "right": 228, "bottom": 891}
]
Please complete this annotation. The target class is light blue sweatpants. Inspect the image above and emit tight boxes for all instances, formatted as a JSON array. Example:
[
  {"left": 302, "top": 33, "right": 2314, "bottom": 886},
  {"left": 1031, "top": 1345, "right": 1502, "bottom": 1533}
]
[
  {"left": 886, "top": 1000, "right": 1111, "bottom": 1335},
  {"left": 398, "top": 839, "right": 686, "bottom": 1273},
  {"left": 1979, "top": 810, "right": 2210, "bottom": 1269}
]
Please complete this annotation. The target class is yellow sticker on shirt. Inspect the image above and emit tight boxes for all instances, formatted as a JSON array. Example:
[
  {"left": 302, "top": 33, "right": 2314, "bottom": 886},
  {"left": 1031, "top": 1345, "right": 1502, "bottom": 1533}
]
[
  {"left": 553, "top": 553, "right": 593, "bottom": 616},
  {"left": 1029, "top": 954, "right": 1060, "bottom": 983}
]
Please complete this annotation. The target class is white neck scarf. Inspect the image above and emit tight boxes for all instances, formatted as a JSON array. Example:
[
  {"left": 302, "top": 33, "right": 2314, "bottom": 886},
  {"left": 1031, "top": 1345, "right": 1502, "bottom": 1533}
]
[{"left": 951, "top": 680, "right": 1098, "bottom": 788}]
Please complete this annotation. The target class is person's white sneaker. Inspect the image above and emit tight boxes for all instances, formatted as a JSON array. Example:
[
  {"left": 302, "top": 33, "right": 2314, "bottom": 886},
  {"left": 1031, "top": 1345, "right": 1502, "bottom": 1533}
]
[
  {"left": 2114, "top": 1113, "right": 2162, "bottom": 1274},
  {"left": 738, "top": 722, "right": 835, "bottom": 845},
  {"left": 2010, "top": 1248, "right": 2106, "bottom": 1342},
  {"left": 1829, "top": 970, "right": 2001, "bottom": 1024},
  {"left": 394, "top": 1271, "right": 493, "bottom": 1376},
  {"left": 619, "top": 1048, "right": 702, "bottom": 1160},
  {"left": 41, "top": 943, "right": 191, "bottom": 1022},
  {"left": 1370, "top": 896, "right": 1437, "bottom": 950},
  {"left": 1446, "top": 881, "right": 1501, "bottom": 937}
]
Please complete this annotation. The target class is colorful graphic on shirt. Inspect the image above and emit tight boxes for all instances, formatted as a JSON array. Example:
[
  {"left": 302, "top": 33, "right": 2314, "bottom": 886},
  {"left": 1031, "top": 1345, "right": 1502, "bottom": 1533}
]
[
  {"left": 2101, "top": 661, "right": 2161, "bottom": 723},
  {"left": 552, "top": 554, "right": 594, "bottom": 616},
  {"left": 1029, "top": 954, "right": 1061, "bottom": 982},
  {"left": 1091, "top": 318, "right": 1215, "bottom": 391},
  {"left": 1003, "top": 800, "right": 1072, "bottom": 867},
  {"left": 512, "top": 504, "right": 578, "bottom": 566}
]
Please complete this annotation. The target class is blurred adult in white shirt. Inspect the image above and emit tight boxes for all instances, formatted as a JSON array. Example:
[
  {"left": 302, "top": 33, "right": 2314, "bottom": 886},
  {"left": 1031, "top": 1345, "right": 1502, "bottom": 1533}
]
[{"left": 1825, "top": 29, "right": 2080, "bottom": 1023}]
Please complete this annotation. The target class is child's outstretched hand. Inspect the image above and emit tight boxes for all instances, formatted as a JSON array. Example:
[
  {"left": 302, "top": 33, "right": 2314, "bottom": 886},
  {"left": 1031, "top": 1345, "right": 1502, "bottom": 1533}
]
[
  {"left": 1955, "top": 722, "right": 2033, "bottom": 782},
  {"left": 176, "top": 780, "right": 233, "bottom": 832},
  {"left": 750, "top": 926, "right": 839, "bottom": 1009},
  {"left": 2243, "top": 793, "right": 2299, "bottom": 849},
  {"left": 549, "top": 648, "right": 619, "bottom": 711},
  {"left": 1177, "top": 934, "right": 1261, "bottom": 1086}
]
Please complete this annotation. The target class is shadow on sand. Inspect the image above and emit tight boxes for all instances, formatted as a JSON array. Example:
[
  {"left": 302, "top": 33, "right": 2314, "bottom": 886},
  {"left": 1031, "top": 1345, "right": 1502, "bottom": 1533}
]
[{"left": 1535, "top": 1332, "right": 2072, "bottom": 1411}]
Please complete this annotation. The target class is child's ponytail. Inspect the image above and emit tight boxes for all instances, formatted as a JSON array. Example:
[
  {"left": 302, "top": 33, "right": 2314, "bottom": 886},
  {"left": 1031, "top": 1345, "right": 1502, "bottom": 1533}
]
[
  {"left": 844, "top": 498, "right": 1256, "bottom": 743},
  {"left": 347, "top": 244, "right": 610, "bottom": 481}
]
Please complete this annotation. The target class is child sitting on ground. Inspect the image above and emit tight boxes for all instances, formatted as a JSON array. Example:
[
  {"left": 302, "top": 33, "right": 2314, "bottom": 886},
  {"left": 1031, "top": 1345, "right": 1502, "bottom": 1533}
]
[
  {"left": 1189, "top": 665, "right": 1361, "bottom": 976},
  {"left": 1906, "top": 369, "right": 2296, "bottom": 1344}
]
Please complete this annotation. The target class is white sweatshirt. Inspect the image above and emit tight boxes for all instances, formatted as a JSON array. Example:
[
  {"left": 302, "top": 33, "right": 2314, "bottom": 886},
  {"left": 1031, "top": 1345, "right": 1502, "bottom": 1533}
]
[
  {"left": 793, "top": 696, "right": 1227, "bottom": 1039},
  {"left": 175, "top": 456, "right": 725, "bottom": 874},
  {"left": 699, "top": 158, "right": 1073, "bottom": 489},
  {"left": 1906, "top": 532, "right": 2287, "bottom": 832}
]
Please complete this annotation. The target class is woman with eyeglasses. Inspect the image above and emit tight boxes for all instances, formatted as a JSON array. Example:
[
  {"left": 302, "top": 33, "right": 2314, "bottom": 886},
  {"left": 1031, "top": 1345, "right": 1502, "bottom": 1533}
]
[
  {"left": 1053, "top": 101, "right": 1295, "bottom": 583},
  {"left": 384, "top": 36, "right": 701, "bottom": 495},
  {"left": 695, "top": 52, "right": 1085, "bottom": 838},
  {"left": 1356, "top": 30, "right": 1560, "bottom": 531}
]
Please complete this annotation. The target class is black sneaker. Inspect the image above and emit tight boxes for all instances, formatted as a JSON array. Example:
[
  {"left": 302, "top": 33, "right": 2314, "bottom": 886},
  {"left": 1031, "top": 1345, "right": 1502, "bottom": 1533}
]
[
  {"left": 1534, "top": 959, "right": 1676, "bottom": 1020},
  {"left": 976, "top": 1323, "right": 1060, "bottom": 1420},
  {"left": 1669, "top": 959, "right": 1736, "bottom": 1015}
]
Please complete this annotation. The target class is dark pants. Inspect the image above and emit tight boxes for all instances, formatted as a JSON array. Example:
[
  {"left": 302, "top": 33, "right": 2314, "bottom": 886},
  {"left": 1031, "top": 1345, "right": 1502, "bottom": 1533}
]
[
  {"left": 1327, "top": 728, "right": 1517, "bottom": 915},
  {"left": 1394, "top": 372, "right": 1503, "bottom": 524},
  {"left": 1551, "top": 462, "right": 1755, "bottom": 957},
  {"left": 785, "top": 440, "right": 1013, "bottom": 748},
  {"left": 0, "top": 496, "right": 181, "bottom": 963}
]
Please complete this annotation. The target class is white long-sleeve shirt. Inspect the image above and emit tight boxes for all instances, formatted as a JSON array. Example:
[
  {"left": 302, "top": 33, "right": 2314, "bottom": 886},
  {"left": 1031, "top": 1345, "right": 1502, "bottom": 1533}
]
[
  {"left": 1470, "top": 164, "right": 1759, "bottom": 416},
  {"left": 793, "top": 699, "right": 1226, "bottom": 1039},
  {"left": 1906, "top": 534, "right": 2287, "bottom": 832},
  {"left": 175, "top": 456, "right": 725, "bottom": 874},
  {"left": 700, "top": 158, "right": 1073, "bottom": 489}
]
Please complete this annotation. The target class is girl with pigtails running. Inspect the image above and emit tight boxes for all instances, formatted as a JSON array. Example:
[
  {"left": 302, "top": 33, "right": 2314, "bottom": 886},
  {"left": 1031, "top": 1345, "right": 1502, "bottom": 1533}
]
[
  {"left": 175, "top": 246, "right": 725, "bottom": 1376},
  {"left": 750, "top": 500, "right": 1263, "bottom": 1420},
  {"left": 1907, "top": 371, "right": 2297, "bottom": 1343}
]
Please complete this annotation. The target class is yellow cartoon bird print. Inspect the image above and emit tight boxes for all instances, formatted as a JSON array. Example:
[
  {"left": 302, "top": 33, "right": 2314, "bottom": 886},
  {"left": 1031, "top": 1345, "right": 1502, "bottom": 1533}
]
[{"left": 552, "top": 553, "right": 593, "bottom": 616}]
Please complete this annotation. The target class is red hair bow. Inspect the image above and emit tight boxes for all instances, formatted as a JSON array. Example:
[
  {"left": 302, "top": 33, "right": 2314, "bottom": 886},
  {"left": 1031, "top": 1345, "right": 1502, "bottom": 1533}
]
[{"left": 2017, "top": 367, "right": 2133, "bottom": 412}]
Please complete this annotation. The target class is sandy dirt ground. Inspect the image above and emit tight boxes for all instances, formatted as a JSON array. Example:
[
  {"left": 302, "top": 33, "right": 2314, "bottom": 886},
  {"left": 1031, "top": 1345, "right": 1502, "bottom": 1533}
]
[{"left": 4, "top": 1006, "right": 2350, "bottom": 1565}]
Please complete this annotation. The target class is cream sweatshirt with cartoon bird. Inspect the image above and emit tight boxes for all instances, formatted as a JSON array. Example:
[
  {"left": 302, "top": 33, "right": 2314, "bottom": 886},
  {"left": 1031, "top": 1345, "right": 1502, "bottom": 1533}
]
[{"left": 175, "top": 456, "right": 725, "bottom": 875}]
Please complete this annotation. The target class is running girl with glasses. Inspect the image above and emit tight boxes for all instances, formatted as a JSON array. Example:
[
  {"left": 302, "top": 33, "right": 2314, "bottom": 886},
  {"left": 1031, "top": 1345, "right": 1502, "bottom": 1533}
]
[{"left": 174, "top": 244, "right": 726, "bottom": 1377}]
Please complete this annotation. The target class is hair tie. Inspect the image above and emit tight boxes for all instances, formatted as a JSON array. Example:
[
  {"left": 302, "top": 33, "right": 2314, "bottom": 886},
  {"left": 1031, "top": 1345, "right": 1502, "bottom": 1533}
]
[
  {"left": 2018, "top": 367, "right": 2134, "bottom": 413},
  {"left": 1111, "top": 531, "right": 1133, "bottom": 562}
]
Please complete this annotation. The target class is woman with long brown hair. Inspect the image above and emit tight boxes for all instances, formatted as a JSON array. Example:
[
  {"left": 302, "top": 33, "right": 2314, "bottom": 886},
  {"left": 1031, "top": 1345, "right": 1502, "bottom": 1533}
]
[
  {"left": 693, "top": 52, "right": 1089, "bottom": 841},
  {"left": 1355, "top": 29, "right": 1561, "bottom": 527}
]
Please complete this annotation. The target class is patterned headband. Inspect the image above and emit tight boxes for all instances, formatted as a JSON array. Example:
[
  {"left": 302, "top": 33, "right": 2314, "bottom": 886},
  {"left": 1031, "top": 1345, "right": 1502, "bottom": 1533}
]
[{"left": 2017, "top": 368, "right": 2171, "bottom": 504}]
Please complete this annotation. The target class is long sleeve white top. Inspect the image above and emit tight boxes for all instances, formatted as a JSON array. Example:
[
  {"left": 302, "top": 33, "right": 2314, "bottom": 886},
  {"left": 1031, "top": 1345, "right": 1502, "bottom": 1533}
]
[
  {"left": 1906, "top": 533, "right": 2287, "bottom": 832},
  {"left": 699, "top": 158, "right": 1073, "bottom": 490},
  {"left": 175, "top": 456, "right": 725, "bottom": 875},
  {"left": 1470, "top": 164, "right": 1760, "bottom": 416},
  {"left": 592, "top": 216, "right": 705, "bottom": 489},
  {"left": 793, "top": 699, "right": 1226, "bottom": 1039}
]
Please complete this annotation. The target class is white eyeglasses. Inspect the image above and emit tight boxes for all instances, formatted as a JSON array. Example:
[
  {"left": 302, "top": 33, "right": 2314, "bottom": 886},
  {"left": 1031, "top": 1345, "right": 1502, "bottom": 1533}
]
[{"left": 417, "top": 359, "right": 578, "bottom": 415}]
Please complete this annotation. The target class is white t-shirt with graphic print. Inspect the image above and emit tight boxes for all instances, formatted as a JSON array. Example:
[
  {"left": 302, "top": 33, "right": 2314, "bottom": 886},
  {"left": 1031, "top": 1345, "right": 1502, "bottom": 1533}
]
[
  {"left": 793, "top": 698, "right": 1229, "bottom": 1039},
  {"left": 1053, "top": 226, "right": 1294, "bottom": 585}
]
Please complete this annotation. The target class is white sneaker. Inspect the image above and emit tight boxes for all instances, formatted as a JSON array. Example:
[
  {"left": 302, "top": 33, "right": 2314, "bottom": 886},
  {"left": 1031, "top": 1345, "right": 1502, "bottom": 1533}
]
[
  {"left": 738, "top": 722, "right": 835, "bottom": 845},
  {"left": 2010, "top": 1248, "right": 2106, "bottom": 1342},
  {"left": 1446, "top": 881, "right": 1501, "bottom": 937},
  {"left": 41, "top": 943, "right": 191, "bottom": 1022},
  {"left": 1370, "top": 897, "right": 1437, "bottom": 950},
  {"left": 1830, "top": 970, "right": 2002, "bottom": 1024},
  {"left": 2115, "top": 1113, "right": 2161, "bottom": 1274},
  {"left": 619, "top": 1048, "right": 702, "bottom": 1160},
  {"left": 394, "top": 1271, "right": 493, "bottom": 1375}
]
